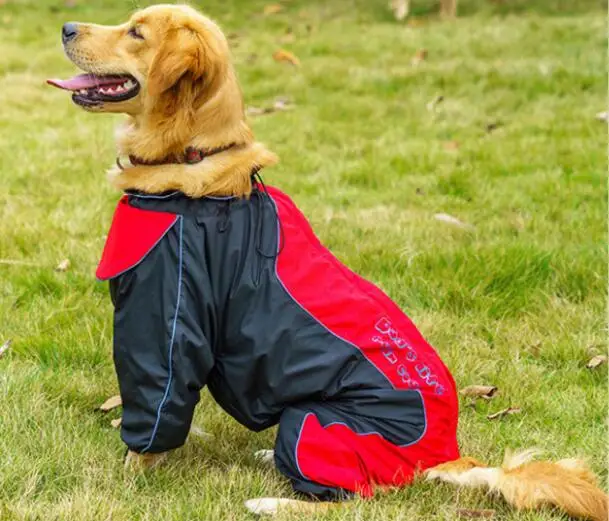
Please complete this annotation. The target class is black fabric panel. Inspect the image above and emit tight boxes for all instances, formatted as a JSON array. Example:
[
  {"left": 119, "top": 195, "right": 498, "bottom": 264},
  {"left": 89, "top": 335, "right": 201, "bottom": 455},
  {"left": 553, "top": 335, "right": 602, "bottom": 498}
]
[{"left": 111, "top": 218, "right": 213, "bottom": 453}]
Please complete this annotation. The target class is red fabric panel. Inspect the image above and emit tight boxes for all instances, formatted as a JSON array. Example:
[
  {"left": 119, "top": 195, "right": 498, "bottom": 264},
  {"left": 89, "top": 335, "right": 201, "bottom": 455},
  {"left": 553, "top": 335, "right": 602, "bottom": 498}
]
[
  {"left": 266, "top": 186, "right": 460, "bottom": 472},
  {"left": 298, "top": 413, "right": 436, "bottom": 495},
  {"left": 297, "top": 413, "right": 373, "bottom": 496},
  {"left": 96, "top": 196, "right": 178, "bottom": 281}
]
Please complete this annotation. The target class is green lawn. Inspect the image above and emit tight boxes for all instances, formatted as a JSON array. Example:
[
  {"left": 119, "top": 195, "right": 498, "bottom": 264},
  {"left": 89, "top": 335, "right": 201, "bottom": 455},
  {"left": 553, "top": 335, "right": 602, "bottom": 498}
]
[{"left": 0, "top": 0, "right": 606, "bottom": 519}]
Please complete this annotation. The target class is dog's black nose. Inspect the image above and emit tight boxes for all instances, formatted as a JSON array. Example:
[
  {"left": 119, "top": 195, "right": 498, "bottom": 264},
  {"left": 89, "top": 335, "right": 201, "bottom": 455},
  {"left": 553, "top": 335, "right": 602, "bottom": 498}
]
[{"left": 62, "top": 22, "right": 79, "bottom": 44}]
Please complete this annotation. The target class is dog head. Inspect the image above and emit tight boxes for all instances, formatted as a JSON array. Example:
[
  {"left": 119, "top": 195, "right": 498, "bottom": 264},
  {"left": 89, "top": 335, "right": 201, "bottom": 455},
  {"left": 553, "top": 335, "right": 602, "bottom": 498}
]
[{"left": 48, "top": 4, "right": 229, "bottom": 116}]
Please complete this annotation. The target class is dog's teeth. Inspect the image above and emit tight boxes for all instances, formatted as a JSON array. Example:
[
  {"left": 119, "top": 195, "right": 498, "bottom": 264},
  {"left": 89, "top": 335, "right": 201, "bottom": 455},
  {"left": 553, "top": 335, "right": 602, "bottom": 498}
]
[
  {"left": 124, "top": 80, "right": 134, "bottom": 89},
  {"left": 79, "top": 89, "right": 87, "bottom": 95},
  {"left": 116, "top": 85, "right": 125, "bottom": 92}
]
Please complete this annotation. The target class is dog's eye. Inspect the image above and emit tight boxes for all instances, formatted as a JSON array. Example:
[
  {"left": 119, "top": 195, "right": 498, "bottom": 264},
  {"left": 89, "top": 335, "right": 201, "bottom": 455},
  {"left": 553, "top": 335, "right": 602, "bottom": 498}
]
[{"left": 128, "top": 27, "right": 144, "bottom": 40}]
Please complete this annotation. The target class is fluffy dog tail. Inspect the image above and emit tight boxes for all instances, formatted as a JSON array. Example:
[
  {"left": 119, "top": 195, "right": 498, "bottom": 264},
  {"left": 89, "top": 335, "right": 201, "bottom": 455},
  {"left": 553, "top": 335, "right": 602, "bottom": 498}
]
[{"left": 426, "top": 449, "right": 608, "bottom": 521}]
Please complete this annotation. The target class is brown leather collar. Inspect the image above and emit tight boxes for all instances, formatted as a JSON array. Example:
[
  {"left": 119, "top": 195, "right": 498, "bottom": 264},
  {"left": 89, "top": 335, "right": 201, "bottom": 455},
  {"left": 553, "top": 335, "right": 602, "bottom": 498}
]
[{"left": 117, "top": 143, "right": 237, "bottom": 170}]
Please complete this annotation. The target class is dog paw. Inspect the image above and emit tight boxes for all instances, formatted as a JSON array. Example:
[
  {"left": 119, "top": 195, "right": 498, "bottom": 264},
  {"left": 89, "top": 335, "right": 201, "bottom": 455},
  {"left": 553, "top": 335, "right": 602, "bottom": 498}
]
[
  {"left": 245, "top": 498, "right": 308, "bottom": 516},
  {"left": 124, "top": 450, "right": 167, "bottom": 471},
  {"left": 245, "top": 498, "right": 333, "bottom": 516},
  {"left": 254, "top": 449, "right": 275, "bottom": 466}
]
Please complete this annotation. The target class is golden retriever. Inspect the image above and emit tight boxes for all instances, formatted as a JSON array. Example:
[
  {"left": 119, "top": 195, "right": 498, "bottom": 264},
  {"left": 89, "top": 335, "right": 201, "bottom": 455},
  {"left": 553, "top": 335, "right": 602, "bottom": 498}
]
[
  {"left": 48, "top": 5, "right": 607, "bottom": 520},
  {"left": 49, "top": 3, "right": 276, "bottom": 198}
]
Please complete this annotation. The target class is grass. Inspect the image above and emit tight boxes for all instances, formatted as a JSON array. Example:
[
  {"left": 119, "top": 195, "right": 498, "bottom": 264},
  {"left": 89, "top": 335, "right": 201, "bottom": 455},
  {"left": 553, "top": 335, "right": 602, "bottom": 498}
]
[{"left": 0, "top": 0, "right": 606, "bottom": 519}]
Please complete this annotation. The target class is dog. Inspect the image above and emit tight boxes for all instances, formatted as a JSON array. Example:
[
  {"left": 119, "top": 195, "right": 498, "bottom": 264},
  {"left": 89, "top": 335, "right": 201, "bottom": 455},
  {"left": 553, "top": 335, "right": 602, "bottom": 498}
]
[
  {"left": 390, "top": 0, "right": 457, "bottom": 21},
  {"left": 48, "top": 4, "right": 607, "bottom": 519}
]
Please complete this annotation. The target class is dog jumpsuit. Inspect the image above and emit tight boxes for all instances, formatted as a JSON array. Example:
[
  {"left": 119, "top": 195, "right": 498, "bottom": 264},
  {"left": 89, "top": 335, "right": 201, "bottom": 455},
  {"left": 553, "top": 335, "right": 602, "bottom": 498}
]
[{"left": 97, "top": 184, "right": 460, "bottom": 500}]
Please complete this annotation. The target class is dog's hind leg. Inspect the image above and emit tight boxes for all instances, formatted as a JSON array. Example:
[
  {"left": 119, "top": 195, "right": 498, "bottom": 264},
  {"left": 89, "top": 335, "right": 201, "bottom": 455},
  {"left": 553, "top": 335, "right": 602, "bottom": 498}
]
[{"left": 244, "top": 498, "right": 336, "bottom": 516}]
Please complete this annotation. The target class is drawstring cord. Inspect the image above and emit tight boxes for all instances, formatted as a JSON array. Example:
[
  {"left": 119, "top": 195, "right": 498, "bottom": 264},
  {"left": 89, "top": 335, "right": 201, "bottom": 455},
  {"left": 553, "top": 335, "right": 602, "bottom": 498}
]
[
  {"left": 215, "top": 170, "right": 284, "bottom": 286},
  {"left": 251, "top": 170, "right": 284, "bottom": 259}
]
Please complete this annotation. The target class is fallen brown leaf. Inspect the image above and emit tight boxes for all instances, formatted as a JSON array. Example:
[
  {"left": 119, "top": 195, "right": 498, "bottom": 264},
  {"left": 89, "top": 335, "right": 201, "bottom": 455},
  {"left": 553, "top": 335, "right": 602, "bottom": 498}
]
[
  {"left": 273, "top": 49, "right": 300, "bottom": 67},
  {"left": 434, "top": 213, "right": 474, "bottom": 230},
  {"left": 443, "top": 140, "right": 460, "bottom": 151},
  {"left": 487, "top": 407, "right": 521, "bottom": 420},
  {"left": 0, "top": 339, "right": 11, "bottom": 358},
  {"left": 411, "top": 48, "right": 428, "bottom": 66},
  {"left": 263, "top": 3, "right": 283, "bottom": 15},
  {"left": 456, "top": 509, "right": 496, "bottom": 519},
  {"left": 586, "top": 354, "right": 607, "bottom": 369},
  {"left": 110, "top": 418, "right": 122, "bottom": 429},
  {"left": 55, "top": 259, "right": 71, "bottom": 272},
  {"left": 99, "top": 395, "right": 122, "bottom": 412},
  {"left": 460, "top": 385, "right": 498, "bottom": 400},
  {"left": 64, "top": 0, "right": 77, "bottom": 7}
]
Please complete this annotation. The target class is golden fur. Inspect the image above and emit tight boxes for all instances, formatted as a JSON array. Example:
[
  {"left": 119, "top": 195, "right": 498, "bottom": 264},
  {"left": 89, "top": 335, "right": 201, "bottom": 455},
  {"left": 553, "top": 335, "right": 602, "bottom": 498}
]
[
  {"left": 58, "top": 5, "right": 606, "bottom": 519},
  {"left": 62, "top": 3, "right": 276, "bottom": 197},
  {"left": 426, "top": 450, "right": 608, "bottom": 521}
]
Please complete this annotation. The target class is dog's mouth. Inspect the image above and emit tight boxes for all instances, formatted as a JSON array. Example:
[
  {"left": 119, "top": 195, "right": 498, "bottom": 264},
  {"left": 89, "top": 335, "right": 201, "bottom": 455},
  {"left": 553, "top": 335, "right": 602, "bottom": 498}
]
[{"left": 47, "top": 73, "right": 140, "bottom": 106}]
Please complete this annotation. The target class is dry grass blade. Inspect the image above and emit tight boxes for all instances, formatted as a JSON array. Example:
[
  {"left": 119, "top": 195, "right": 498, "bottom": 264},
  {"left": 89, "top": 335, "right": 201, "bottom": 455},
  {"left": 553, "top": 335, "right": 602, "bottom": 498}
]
[
  {"left": 190, "top": 425, "right": 215, "bottom": 441},
  {"left": 0, "top": 259, "right": 42, "bottom": 267},
  {"left": 487, "top": 407, "right": 521, "bottom": 420},
  {"left": 595, "top": 111, "right": 608, "bottom": 122},
  {"left": 434, "top": 213, "right": 474, "bottom": 230},
  {"left": 280, "top": 29, "right": 295, "bottom": 44},
  {"left": 407, "top": 17, "right": 426, "bottom": 27},
  {"left": 460, "top": 385, "right": 498, "bottom": 400},
  {"left": 456, "top": 509, "right": 496, "bottom": 519},
  {"left": 110, "top": 418, "right": 122, "bottom": 429},
  {"left": 99, "top": 395, "right": 122, "bottom": 412},
  {"left": 426, "top": 95, "right": 444, "bottom": 112},
  {"left": 246, "top": 98, "right": 294, "bottom": 117},
  {"left": 0, "top": 339, "right": 12, "bottom": 358},
  {"left": 55, "top": 259, "right": 71, "bottom": 272},
  {"left": 263, "top": 3, "right": 283, "bottom": 15},
  {"left": 246, "top": 106, "right": 272, "bottom": 116},
  {"left": 586, "top": 354, "right": 607, "bottom": 369},
  {"left": 273, "top": 49, "right": 301, "bottom": 67}
]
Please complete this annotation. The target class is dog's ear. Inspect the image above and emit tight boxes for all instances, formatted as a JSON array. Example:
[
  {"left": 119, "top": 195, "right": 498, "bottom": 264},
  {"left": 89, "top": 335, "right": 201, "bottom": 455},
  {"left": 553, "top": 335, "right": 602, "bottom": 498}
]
[{"left": 147, "top": 24, "right": 227, "bottom": 100}]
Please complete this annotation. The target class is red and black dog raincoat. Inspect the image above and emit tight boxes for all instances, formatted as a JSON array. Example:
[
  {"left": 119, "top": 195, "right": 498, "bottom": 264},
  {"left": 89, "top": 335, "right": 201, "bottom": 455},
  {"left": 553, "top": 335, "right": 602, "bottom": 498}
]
[{"left": 97, "top": 182, "right": 460, "bottom": 500}]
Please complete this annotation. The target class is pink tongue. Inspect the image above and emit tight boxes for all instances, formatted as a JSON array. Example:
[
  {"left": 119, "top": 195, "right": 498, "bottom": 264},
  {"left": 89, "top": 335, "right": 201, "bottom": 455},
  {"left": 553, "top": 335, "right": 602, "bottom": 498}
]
[{"left": 47, "top": 74, "right": 127, "bottom": 91}]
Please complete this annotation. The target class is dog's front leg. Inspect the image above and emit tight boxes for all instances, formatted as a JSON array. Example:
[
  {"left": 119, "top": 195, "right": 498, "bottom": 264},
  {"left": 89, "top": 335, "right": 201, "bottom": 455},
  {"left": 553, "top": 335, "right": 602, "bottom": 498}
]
[{"left": 124, "top": 450, "right": 168, "bottom": 471}]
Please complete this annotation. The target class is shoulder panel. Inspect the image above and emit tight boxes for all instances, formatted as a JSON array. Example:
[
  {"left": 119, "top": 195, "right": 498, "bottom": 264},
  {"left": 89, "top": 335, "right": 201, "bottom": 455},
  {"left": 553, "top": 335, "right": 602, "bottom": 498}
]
[{"left": 96, "top": 196, "right": 179, "bottom": 281}]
